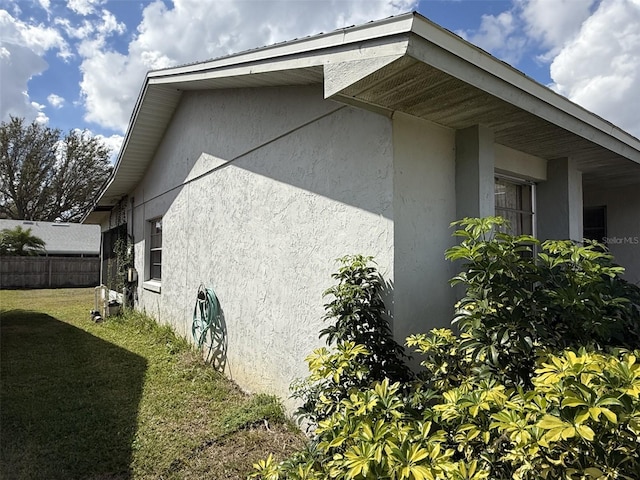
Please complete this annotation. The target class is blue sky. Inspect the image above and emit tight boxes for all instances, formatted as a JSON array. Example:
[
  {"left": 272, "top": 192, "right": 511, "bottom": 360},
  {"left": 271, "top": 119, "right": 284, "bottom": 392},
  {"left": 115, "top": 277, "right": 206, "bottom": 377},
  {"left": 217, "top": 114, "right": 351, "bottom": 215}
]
[{"left": 1, "top": 0, "right": 639, "bottom": 160}]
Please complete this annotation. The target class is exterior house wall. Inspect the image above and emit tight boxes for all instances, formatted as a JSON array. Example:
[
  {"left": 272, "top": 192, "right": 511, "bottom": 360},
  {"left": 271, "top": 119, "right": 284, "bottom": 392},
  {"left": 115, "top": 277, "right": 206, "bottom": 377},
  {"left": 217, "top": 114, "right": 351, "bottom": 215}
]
[
  {"left": 584, "top": 184, "right": 640, "bottom": 285},
  {"left": 129, "top": 86, "right": 395, "bottom": 406},
  {"left": 97, "top": 84, "right": 629, "bottom": 409},
  {"left": 537, "top": 158, "right": 584, "bottom": 242},
  {"left": 392, "top": 112, "right": 457, "bottom": 344},
  {"left": 494, "top": 144, "right": 547, "bottom": 182}
]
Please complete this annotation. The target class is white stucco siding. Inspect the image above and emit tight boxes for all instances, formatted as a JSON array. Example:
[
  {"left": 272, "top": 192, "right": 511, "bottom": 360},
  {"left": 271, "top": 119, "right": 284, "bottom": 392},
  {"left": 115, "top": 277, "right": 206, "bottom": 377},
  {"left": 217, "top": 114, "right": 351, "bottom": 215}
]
[
  {"left": 132, "top": 85, "right": 394, "bottom": 407},
  {"left": 494, "top": 144, "right": 547, "bottom": 182},
  {"left": 584, "top": 184, "right": 640, "bottom": 285},
  {"left": 392, "top": 112, "right": 457, "bottom": 347}
]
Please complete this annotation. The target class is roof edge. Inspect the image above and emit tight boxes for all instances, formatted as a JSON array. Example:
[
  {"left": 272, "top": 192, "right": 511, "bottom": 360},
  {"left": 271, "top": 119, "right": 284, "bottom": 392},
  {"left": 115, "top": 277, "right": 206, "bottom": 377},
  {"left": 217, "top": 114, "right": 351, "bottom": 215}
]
[
  {"left": 148, "top": 12, "right": 416, "bottom": 80},
  {"left": 407, "top": 12, "right": 640, "bottom": 157}
]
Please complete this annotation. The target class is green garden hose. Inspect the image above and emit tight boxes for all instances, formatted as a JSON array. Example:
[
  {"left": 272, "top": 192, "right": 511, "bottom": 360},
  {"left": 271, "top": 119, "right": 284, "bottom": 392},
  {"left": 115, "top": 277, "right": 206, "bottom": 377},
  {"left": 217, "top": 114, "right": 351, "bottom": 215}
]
[{"left": 192, "top": 284, "right": 220, "bottom": 351}]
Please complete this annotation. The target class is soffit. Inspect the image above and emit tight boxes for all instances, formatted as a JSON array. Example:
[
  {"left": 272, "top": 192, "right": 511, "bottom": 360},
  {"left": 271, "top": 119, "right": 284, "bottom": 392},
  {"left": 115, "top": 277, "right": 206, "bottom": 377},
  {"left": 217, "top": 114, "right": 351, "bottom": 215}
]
[{"left": 327, "top": 49, "right": 640, "bottom": 189}]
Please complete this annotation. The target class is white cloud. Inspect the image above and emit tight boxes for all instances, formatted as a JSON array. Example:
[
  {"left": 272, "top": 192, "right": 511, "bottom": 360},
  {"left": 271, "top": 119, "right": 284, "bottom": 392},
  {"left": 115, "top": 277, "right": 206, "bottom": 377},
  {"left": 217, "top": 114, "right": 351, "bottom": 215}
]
[
  {"left": 55, "top": 17, "right": 95, "bottom": 40},
  {"left": 96, "top": 9, "right": 125, "bottom": 37},
  {"left": 520, "top": 0, "right": 597, "bottom": 60},
  {"left": 76, "top": 0, "right": 417, "bottom": 133},
  {"left": 95, "top": 133, "right": 124, "bottom": 163},
  {"left": 0, "top": 9, "right": 70, "bottom": 58},
  {"left": 0, "top": 9, "right": 69, "bottom": 122},
  {"left": 31, "top": 101, "right": 49, "bottom": 124},
  {"left": 47, "top": 93, "right": 65, "bottom": 108},
  {"left": 459, "top": 10, "right": 528, "bottom": 64},
  {"left": 67, "top": 0, "right": 105, "bottom": 16},
  {"left": 34, "top": 111, "right": 49, "bottom": 125},
  {"left": 38, "top": 0, "right": 51, "bottom": 11},
  {"left": 549, "top": 0, "right": 640, "bottom": 137}
]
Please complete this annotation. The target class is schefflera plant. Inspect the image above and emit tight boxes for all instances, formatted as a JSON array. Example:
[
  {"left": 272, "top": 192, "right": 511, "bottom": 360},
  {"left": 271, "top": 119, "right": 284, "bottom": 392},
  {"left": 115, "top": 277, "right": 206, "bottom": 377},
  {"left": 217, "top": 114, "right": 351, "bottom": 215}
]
[
  {"left": 445, "top": 216, "right": 640, "bottom": 388},
  {"left": 290, "top": 255, "right": 411, "bottom": 425},
  {"left": 255, "top": 335, "right": 640, "bottom": 479},
  {"left": 253, "top": 218, "right": 640, "bottom": 480},
  {"left": 408, "top": 332, "right": 640, "bottom": 480}
]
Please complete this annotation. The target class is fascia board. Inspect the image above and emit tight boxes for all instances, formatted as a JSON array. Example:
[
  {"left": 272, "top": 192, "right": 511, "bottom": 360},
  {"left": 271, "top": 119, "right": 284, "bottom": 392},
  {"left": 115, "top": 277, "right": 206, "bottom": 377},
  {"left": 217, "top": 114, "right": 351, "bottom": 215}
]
[
  {"left": 148, "top": 40, "right": 409, "bottom": 88},
  {"left": 85, "top": 79, "right": 153, "bottom": 213},
  {"left": 147, "top": 13, "right": 415, "bottom": 80},
  {"left": 408, "top": 16, "right": 640, "bottom": 163}
]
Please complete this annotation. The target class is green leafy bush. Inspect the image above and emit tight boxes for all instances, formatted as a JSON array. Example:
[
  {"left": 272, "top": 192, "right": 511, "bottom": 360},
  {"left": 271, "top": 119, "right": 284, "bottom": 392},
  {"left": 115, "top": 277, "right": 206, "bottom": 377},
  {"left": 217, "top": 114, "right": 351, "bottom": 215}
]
[
  {"left": 447, "top": 217, "right": 640, "bottom": 387},
  {"left": 291, "top": 255, "right": 411, "bottom": 424},
  {"left": 253, "top": 218, "right": 640, "bottom": 479},
  {"left": 320, "top": 255, "right": 409, "bottom": 380},
  {"left": 255, "top": 342, "right": 640, "bottom": 479}
]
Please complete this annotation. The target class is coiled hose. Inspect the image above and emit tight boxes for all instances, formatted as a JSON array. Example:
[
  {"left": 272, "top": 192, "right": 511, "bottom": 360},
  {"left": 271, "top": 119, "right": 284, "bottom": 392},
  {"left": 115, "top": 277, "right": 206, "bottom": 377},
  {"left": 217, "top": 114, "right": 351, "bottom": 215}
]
[{"left": 192, "top": 284, "right": 220, "bottom": 351}]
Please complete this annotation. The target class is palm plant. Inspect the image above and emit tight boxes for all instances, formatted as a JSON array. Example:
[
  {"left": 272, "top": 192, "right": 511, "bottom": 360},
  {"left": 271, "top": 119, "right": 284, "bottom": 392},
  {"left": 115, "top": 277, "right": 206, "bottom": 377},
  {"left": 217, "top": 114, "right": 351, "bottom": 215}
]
[{"left": 0, "top": 226, "right": 46, "bottom": 256}]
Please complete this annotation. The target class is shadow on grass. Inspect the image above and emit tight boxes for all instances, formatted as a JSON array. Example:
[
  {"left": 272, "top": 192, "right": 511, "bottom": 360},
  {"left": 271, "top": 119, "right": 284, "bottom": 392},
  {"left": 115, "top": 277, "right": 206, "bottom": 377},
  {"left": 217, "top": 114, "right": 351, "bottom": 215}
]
[{"left": 0, "top": 310, "right": 146, "bottom": 479}]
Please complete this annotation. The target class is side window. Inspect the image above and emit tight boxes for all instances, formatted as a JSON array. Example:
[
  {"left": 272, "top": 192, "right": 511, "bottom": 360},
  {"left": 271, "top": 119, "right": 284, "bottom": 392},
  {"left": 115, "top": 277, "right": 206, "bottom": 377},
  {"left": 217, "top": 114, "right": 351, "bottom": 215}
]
[
  {"left": 583, "top": 206, "right": 607, "bottom": 243},
  {"left": 495, "top": 176, "right": 534, "bottom": 236},
  {"left": 149, "top": 217, "right": 162, "bottom": 280}
]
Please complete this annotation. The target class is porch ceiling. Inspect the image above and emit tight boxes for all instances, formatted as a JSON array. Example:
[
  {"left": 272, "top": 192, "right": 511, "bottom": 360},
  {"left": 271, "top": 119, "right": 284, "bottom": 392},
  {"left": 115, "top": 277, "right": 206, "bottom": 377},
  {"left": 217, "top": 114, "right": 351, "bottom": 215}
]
[{"left": 329, "top": 55, "right": 640, "bottom": 189}]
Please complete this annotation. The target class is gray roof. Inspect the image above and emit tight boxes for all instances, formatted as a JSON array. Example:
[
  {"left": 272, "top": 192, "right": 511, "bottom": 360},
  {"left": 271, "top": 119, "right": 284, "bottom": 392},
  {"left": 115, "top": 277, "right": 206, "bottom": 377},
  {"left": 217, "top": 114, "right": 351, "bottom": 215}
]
[
  {"left": 0, "top": 219, "right": 100, "bottom": 255},
  {"left": 84, "top": 11, "right": 640, "bottom": 224}
]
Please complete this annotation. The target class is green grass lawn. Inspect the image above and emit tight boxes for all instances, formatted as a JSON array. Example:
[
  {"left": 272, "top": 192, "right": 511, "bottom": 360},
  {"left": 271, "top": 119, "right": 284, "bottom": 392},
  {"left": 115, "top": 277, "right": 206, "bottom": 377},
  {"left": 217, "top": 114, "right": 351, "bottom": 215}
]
[{"left": 0, "top": 288, "right": 304, "bottom": 479}]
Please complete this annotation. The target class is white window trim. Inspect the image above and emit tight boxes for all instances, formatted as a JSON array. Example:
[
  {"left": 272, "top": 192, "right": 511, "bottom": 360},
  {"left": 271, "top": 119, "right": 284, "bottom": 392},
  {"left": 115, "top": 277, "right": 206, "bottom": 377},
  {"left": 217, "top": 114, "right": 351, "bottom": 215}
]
[
  {"left": 495, "top": 173, "right": 536, "bottom": 238},
  {"left": 143, "top": 279, "right": 161, "bottom": 293},
  {"left": 147, "top": 216, "right": 162, "bottom": 283}
]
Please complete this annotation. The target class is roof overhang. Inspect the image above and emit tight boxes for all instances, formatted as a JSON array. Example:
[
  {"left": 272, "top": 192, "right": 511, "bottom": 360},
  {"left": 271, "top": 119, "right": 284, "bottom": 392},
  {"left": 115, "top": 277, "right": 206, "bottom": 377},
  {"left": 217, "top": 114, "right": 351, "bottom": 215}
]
[{"left": 83, "top": 12, "right": 640, "bottom": 224}]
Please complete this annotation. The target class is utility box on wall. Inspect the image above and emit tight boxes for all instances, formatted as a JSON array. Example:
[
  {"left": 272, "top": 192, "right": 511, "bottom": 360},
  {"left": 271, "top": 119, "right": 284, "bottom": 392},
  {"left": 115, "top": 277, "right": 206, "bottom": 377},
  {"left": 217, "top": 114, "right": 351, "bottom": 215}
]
[{"left": 127, "top": 268, "right": 138, "bottom": 283}]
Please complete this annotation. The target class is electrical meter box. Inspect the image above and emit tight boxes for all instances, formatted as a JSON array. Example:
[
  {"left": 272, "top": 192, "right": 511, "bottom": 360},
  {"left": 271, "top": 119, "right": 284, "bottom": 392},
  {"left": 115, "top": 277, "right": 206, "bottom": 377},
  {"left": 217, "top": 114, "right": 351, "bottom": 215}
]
[{"left": 127, "top": 268, "right": 138, "bottom": 283}]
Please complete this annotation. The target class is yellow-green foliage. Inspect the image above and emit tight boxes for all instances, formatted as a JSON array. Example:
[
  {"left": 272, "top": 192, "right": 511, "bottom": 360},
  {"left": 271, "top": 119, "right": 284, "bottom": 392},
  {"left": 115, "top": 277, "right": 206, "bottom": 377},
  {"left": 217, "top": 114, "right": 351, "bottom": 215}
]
[
  {"left": 253, "top": 338, "right": 640, "bottom": 479},
  {"left": 253, "top": 218, "right": 640, "bottom": 479},
  {"left": 291, "top": 255, "right": 411, "bottom": 425}
]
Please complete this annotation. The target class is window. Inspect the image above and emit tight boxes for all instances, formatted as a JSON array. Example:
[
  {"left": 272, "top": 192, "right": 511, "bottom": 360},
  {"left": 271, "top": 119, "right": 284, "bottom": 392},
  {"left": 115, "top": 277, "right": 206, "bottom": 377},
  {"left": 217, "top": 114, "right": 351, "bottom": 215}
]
[
  {"left": 495, "top": 176, "right": 534, "bottom": 236},
  {"left": 149, "top": 217, "right": 162, "bottom": 280},
  {"left": 583, "top": 206, "right": 607, "bottom": 243}
]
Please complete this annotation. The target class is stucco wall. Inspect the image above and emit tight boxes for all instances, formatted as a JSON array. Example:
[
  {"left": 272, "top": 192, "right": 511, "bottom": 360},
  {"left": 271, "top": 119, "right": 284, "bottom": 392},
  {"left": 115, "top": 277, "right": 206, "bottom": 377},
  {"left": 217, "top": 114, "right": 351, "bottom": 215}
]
[
  {"left": 129, "top": 86, "right": 395, "bottom": 408},
  {"left": 584, "top": 184, "right": 640, "bottom": 285},
  {"left": 494, "top": 144, "right": 547, "bottom": 181},
  {"left": 537, "top": 158, "right": 583, "bottom": 242},
  {"left": 392, "top": 112, "right": 457, "bottom": 345}
]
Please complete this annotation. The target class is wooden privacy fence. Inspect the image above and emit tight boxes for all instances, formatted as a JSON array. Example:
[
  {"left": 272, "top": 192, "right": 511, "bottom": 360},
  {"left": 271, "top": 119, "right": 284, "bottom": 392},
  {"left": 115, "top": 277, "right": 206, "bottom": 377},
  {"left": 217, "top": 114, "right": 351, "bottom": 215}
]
[{"left": 0, "top": 257, "right": 100, "bottom": 289}]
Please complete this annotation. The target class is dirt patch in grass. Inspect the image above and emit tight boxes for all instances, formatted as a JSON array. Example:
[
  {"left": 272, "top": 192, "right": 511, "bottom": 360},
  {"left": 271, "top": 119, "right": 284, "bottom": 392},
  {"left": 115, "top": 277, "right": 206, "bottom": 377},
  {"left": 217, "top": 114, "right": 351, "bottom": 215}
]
[{"left": 158, "top": 423, "right": 306, "bottom": 479}]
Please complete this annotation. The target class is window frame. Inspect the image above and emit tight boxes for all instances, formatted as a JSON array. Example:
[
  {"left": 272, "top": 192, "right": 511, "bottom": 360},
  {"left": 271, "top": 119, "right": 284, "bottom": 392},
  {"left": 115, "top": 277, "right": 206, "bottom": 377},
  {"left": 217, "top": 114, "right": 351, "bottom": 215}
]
[
  {"left": 148, "top": 217, "right": 162, "bottom": 282},
  {"left": 494, "top": 174, "right": 536, "bottom": 238},
  {"left": 583, "top": 205, "right": 607, "bottom": 244}
]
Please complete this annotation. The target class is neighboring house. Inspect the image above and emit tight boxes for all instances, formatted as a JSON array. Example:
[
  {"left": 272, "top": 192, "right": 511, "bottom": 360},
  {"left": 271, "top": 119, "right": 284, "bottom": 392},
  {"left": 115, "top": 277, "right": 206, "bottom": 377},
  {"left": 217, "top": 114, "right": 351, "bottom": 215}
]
[
  {"left": 0, "top": 219, "right": 100, "bottom": 257},
  {"left": 83, "top": 12, "right": 640, "bottom": 407},
  {"left": 0, "top": 220, "right": 100, "bottom": 288}
]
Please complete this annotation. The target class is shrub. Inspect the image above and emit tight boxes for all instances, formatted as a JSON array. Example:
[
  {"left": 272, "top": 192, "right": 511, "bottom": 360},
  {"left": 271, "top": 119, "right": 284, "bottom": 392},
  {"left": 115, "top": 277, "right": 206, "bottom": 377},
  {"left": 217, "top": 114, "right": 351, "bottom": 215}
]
[
  {"left": 446, "top": 217, "right": 640, "bottom": 387},
  {"left": 253, "top": 218, "right": 640, "bottom": 479},
  {"left": 291, "top": 255, "right": 411, "bottom": 424},
  {"left": 255, "top": 338, "right": 640, "bottom": 479}
]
